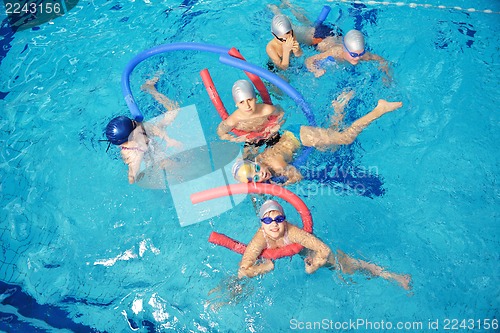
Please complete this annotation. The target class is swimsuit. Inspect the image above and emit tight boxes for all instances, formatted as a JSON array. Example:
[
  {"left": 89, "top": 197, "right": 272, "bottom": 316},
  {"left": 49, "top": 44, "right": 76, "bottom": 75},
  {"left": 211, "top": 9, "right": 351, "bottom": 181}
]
[
  {"left": 267, "top": 60, "right": 278, "bottom": 73},
  {"left": 244, "top": 131, "right": 281, "bottom": 149},
  {"left": 121, "top": 146, "right": 147, "bottom": 153},
  {"left": 261, "top": 226, "right": 292, "bottom": 249},
  {"left": 312, "top": 23, "right": 343, "bottom": 45}
]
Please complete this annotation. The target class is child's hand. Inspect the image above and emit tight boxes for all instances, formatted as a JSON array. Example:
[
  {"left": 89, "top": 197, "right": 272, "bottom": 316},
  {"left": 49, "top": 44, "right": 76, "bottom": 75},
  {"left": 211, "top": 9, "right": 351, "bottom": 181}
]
[
  {"left": 283, "top": 37, "right": 294, "bottom": 53},
  {"left": 292, "top": 41, "right": 303, "bottom": 57},
  {"left": 314, "top": 68, "right": 326, "bottom": 78},
  {"left": 233, "top": 133, "right": 250, "bottom": 143},
  {"left": 304, "top": 255, "right": 327, "bottom": 274},
  {"left": 166, "top": 138, "right": 183, "bottom": 149},
  {"left": 262, "top": 259, "right": 275, "bottom": 272},
  {"left": 304, "top": 256, "right": 318, "bottom": 274}
]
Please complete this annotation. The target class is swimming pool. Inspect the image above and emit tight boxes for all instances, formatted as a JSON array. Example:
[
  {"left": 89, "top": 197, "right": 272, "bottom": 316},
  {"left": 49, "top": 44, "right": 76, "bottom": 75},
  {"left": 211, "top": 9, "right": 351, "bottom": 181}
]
[{"left": 1, "top": 0, "right": 499, "bottom": 332}]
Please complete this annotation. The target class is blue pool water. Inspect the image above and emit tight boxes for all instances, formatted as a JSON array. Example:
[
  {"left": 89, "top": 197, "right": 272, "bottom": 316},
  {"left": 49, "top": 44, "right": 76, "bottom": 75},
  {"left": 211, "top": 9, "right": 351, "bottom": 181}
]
[{"left": 1, "top": 0, "right": 499, "bottom": 332}]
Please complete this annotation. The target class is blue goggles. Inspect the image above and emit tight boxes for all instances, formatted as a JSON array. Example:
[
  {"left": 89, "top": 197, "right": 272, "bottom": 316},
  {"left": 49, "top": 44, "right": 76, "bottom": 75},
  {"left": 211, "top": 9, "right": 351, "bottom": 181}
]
[
  {"left": 260, "top": 215, "right": 286, "bottom": 224},
  {"left": 343, "top": 40, "right": 366, "bottom": 58}
]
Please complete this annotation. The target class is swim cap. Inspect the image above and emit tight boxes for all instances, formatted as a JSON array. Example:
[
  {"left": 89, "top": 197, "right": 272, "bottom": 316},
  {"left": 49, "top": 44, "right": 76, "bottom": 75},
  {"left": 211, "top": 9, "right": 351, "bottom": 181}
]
[
  {"left": 271, "top": 14, "right": 292, "bottom": 37},
  {"left": 232, "top": 80, "right": 256, "bottom": 104},
  {"left": 343, "top": 29, "right": 365, "bottom": 51},
  {"left": 105, "top": 116, "right": 135, "bottom": 145},
  {"left": 259, "top": 200, "right": 284, "bottom": 219},
  {"left": 232, "top": 159, "right": 253, "bottom": 183}
]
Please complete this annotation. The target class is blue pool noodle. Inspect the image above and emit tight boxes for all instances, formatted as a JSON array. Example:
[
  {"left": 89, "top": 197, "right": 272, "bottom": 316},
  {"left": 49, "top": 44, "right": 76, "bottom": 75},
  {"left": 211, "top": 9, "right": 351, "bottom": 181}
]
[
  {"left": 219, "top": 54, "right": 315, "bottom": 168},
  {"left": 121, "top": 42, "right": 231, "bottom": 122},
  {"left": 122, "top": 42, "right": 316, "bottom": 167},
  {"left": 314, "top": 5, "right": 331, "bottom": 27},
  {"left": 219, "top": 55, "right": 316, "bottom": 126}
]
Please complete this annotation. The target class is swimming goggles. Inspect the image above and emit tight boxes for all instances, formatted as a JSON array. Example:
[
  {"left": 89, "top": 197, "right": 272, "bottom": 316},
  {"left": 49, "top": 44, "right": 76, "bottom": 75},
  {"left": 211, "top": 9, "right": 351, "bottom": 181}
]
[
  {"left": 246, "top": 161, "right": 262, "bottom": 183},
  {"left": 343, "top": 40, "right": 366, "bottom": 58},
  {"left": 273, "top": 30, "right": 294, "bottom": 42},
  {"left": 260, "top": 215, "right": 286, "bottom": 224}
]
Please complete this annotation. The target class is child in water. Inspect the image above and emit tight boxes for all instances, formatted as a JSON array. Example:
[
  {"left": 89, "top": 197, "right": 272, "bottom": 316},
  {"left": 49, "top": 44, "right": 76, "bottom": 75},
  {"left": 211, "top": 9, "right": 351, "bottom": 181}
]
[
  {"left": 266, "top": 1, "right": 341, "bottom": 71},
  {"left": 266, "top": 14, "right": 303, "bottom": 71},
  {"left": 105, "top": 75, "right": 181, "bottom": 184},
  {"left": 239, "top": 200, "right": 412, "bottom": 291},
  {"left": 207, "top": 200, "right": 411, "bottom": 311},
  {"left": 223, "top": 81, "right": 403, "bottom": 185},
  {"left": 306, "top": 29, "right": 391, "bottom": 79}
]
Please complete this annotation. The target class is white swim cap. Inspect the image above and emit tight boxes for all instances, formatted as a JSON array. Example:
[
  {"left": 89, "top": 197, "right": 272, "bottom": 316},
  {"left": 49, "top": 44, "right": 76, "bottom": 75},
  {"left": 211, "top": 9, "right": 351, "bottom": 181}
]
[
  {"left": 259, "top": 200, "right": 284, "bottom": 219},
  {"left": 271, "top": 14, "right": 292, "bottom": 37},
  {"left": 343, "top": 29, "right": 365, "bottom": 51},
  {"left": 232, "top": 80, "right": 256, "bottom": 103}
]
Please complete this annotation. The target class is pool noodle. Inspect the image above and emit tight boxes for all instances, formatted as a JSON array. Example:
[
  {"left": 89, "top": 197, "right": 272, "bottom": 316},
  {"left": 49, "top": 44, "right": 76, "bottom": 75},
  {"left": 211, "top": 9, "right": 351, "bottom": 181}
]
[
  {"left": 121, "top": 42, "right": 231, "bottom": 122},
  {"left": 227, "top": 48, "right": 273, "bottom": 105},
  {"left": 314, "top": 5, "right": 331, "bottom": 27},
  {"left": 122, "top": 42, "right": 316, "bottom": 167},
  {"left": 219, "top": 54, "right": 316, "bottom": 126},
  {"left": 199, "top": 69, "right": 228, "bottom": 119},
  {"left": 191, "top": 183, "right": 313, "bottom": 260}
]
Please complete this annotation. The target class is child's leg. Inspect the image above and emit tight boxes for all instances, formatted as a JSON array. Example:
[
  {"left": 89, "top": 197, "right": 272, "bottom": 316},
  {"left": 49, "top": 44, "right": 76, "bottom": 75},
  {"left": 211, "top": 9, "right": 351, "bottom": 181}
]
[
  {"left": 336, "top": 250, "right": 412, "bottom": 290},
  {"left": 257, "top": 132, "right": 303, "bottom": 184},
  {"left": 330, "top": 90, "right": 354, "bottom": 130},
  {"left": 141, "top": 76, "right": 180, "bottom": 112},
  {"left": 300, "top": 99, "right": 403, "bottom": 147}
]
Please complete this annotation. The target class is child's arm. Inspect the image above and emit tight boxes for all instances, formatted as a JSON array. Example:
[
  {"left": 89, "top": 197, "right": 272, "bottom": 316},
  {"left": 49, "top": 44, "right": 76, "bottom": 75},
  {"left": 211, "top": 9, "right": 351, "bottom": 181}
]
[
  {"left": 281, "top": 165, "right": 303, "bottom": 185},
  {"left": 266, "top": 39, "right": 294, "bottom": 70},
  {"left": 288, "top": 225, "right": 332, "bottom": 273},
  {"left": 292, "top": 40, "right": 303, "bottom": 57},
  {"left": 216, "top": 119, "right": 248, "bottom": 143},
  {"left": 305, "top": 51, "right": 332, "bottom": 77},
  {"left": 364, "top": 53, "right": 391, "bottom": 78},
  {"left": 238, "top": 231, "right": 274, "bottom": 278},
  {"left": 121, "top": 148, "right": 145, "bottom": 184},
  {"left": 146, "top": 124, "right": 182, "bottom": 148}
]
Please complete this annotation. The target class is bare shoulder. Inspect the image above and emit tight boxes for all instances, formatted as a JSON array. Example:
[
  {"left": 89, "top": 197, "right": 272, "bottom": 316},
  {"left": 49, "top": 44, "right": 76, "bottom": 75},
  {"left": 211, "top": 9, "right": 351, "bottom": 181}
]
[
  {"left": 364, "top": 52, "right": 385, "bottom": 61},
  {"left": 259, "top": 103, "right": 277, "bottom": 115},
  {"left": 223, "top": 112, "right": 240, "bottom": 127},
  {"left": 244, "top": 229, "right": 267, "bottom": 255},
  {"left": 287, "top": 224, "right": 319, "bottom": 243},
  {"left": 287, "top": 223, "right": 307, "bottom": 238},
  {"left": 266, "top": 40, "right": 277, "bottom": 55},
  {"left": 329, "top": 46, "right": 343, "bottom": 57}
]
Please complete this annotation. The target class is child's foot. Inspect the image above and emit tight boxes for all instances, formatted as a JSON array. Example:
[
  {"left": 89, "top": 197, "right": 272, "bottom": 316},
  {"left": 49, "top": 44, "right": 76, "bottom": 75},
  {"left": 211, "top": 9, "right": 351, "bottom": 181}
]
[
  {"left": 394, "top": 274, "right": 412, "bottom": 290},
  {"left": 331, "top": 90, "right": 354, "bottom": 110},
  {"left": 330, "top": 90, "right": 354, "bottom": 128},
  {"left": 141, "top": 76, "right": 159, "bottom": 92},
  {"left": 280, "top": 0, "right": 291, "bottom": 9},
  {"left": 376, "top": 99, "right": 403, "bottom": 115},
  {"left": 267, "top": 4, "right": 280, "bottom": 15}
]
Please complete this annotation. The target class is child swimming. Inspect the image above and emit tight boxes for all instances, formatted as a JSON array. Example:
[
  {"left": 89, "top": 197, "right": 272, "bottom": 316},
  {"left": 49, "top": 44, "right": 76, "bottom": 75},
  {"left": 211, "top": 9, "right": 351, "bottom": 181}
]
[
  {"left": 105, "top": 75, "right": 181, "bottom": 184},
  {"left": 227, "top": 85, "right": 403, "bottom": 185},
  {"left": 238, "top": 200, "right": 412, "bottom": 291},
  {"left": 305, "top": 29, "right": 391, "bottom": 79}
]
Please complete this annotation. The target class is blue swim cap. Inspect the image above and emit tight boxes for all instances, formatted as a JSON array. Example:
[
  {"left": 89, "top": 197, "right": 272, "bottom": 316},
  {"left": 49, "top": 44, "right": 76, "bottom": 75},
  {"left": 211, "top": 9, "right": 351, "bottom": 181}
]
[{"left": 105, "top": 116, "right": 135, "bottom": 145}]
